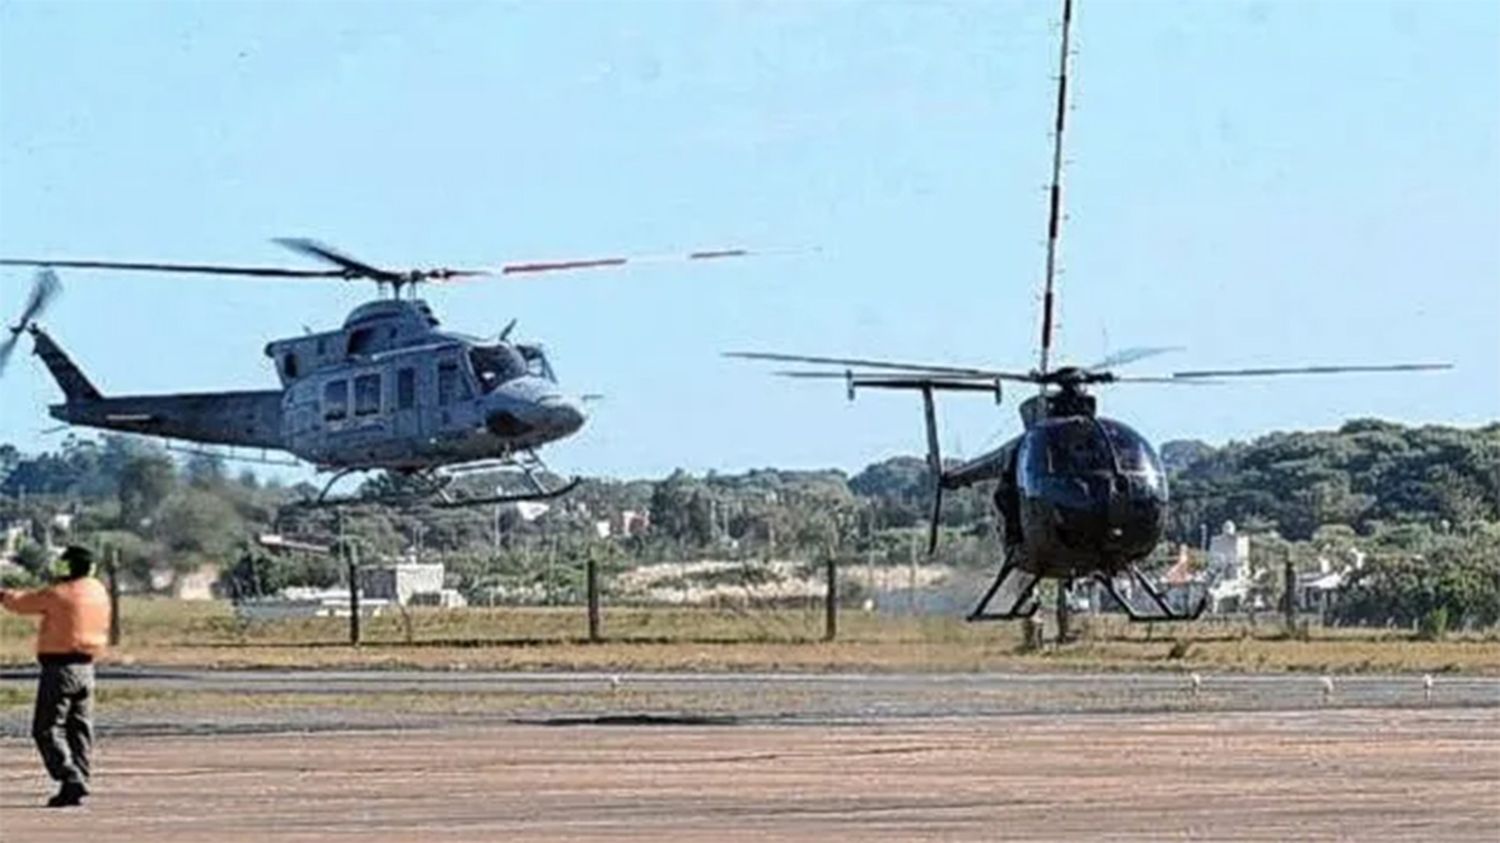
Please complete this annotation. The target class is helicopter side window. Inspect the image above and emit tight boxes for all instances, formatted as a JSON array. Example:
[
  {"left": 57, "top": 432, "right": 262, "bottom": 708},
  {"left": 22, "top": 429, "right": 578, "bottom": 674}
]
[
  {"left": 354, "top": 373, "right": 381, "bottom": 417},
  {"left": 282, "top": 353, "right": 299, "bottom": 379},
  {"left": 396, "top": 368, "right": 416, "bottom": 410},
  {"left": 323, "top": 379, "right": 348, "bottom": 422}
]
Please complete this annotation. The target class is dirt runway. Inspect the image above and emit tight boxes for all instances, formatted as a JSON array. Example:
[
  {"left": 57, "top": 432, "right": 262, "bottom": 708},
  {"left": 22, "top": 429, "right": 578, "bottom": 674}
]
[{"left": 3, "top": 706, "right": 1497, "bottom": 841}]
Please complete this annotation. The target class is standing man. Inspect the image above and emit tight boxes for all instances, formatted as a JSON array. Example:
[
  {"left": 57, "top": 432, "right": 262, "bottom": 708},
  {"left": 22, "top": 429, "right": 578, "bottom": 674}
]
[{"left": 0, "top": 545, "right": 111, "bottom": 808}]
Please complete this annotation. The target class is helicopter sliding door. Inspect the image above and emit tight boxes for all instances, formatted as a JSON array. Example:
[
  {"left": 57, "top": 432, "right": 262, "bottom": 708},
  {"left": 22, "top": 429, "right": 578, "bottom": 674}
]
[
  {"left": 428, "top": 351, "right": 484, "bottom": 456},
  {"left": 388, "top": 363, "right": 424, "bottom": 457}
]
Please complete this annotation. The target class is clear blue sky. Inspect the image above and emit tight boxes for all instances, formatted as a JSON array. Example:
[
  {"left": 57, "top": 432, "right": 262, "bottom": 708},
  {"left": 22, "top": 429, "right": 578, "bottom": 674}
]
[{"left": 2, "top": 0, "right": 1496, "bottom": 479}]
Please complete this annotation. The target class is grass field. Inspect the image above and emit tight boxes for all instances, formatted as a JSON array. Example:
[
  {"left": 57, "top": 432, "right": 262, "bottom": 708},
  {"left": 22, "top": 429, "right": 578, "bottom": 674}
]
[{"left": 2, "top": 597, "right": 1497, "bottom": 675}]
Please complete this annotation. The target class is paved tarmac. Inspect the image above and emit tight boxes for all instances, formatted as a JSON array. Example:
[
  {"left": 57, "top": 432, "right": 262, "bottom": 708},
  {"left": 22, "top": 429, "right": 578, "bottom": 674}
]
[
  {"left": 3, "top": 667, "right": 1496, "bottom": 733},
  {"left": 0, "top": 670, "right": 1496, "bottom": 840}
]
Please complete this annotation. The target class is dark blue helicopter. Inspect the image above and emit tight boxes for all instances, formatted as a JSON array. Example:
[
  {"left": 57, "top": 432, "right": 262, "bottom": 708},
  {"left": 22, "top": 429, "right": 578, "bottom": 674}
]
[
  {"left": 727, "top": 0, "right": 1451, "bottom": 621},
  {"left": 1, "top": 238, "right": 751, "bottom": 507}
]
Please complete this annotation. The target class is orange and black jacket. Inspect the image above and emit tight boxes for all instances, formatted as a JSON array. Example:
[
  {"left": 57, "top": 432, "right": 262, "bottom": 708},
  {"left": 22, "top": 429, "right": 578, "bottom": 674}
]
[{"left": 1, "top": 577, "right": 111, "bottom": 664}]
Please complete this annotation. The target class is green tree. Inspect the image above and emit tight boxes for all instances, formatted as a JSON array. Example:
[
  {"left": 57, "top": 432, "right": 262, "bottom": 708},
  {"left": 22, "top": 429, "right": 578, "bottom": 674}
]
[
  {"left": 153, "top": 489, "right": 243, "bottom": 570},
  {"left": 118, "top": 454, "right": 176, "bottom": 529}
]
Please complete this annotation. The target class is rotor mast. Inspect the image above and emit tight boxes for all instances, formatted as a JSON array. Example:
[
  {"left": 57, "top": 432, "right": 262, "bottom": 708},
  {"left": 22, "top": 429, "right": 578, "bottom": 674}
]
[{"left": 1037, "top": 0, "right": 1074, "bottom": 378}]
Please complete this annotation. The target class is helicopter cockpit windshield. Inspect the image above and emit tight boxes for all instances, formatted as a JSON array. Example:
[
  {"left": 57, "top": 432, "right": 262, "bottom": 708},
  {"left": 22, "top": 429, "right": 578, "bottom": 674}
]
[
  {"left": 1024, "top": 417, "right": 1165, "bottom": 489},
  {"left": 468, "top": 344, "right": 528, "bottom": 393}
]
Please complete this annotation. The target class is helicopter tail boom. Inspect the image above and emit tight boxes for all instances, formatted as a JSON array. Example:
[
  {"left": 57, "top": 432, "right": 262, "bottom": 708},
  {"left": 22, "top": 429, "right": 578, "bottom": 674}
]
[
  {"left": 48, "top": 388, "right": 285, "bottom": 449},
  {"left": 31, "top": 326, "right": 285, "bottom": 449}
]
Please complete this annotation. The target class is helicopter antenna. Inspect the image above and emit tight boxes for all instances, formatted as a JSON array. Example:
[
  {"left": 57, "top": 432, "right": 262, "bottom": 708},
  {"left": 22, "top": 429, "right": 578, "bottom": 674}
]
[{"left": 1037, "top": 0, "right": 1074, "bottom": 378}]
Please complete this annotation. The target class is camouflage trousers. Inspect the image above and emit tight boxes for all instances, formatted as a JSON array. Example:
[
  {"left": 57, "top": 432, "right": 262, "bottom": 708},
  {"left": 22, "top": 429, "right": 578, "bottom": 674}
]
[{"left": 32, "top": 662, "right": 94, "bottom": 786}]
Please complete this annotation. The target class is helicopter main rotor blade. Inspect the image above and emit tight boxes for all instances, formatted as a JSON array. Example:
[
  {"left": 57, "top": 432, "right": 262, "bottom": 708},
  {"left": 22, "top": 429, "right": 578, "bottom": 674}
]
[
  {"left": 272, "top": 238, "right": 404, "bottom": 282},
  {"left": 1162, "top": 363, "right": 1453, "bottom": 380},
  {"left": 467, "top": 246, "right": 769, "bottom": 278},
  {"left": 0, "top": 258, "right": 345, "bottom": 278},
  {"left": 1084, "top": 346, "right": 1184, "bottom": 372},
  {"left": 4, "top": 243, "right": 786, "bottom": 288},
  {"left": 726, "top": 351, "right": 1036, "bottom": 382}
]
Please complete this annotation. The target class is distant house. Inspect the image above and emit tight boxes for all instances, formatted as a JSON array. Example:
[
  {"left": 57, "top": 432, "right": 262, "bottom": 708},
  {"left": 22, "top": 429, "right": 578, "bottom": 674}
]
[
  {"left": 618, "top": 510, "right": 650, "bottom": 537},
  {"left": 1297, "top": 551, "right": 1364, "bottom": 618},
  {"left": 175, "top": 565, "right": 220, "bottom": 601},
  {"left": 1206, "top": 522, "right": 1256, "bottom": 612},
  {"left": 1, "top": 521, "right": 26, "bottom": 560}
]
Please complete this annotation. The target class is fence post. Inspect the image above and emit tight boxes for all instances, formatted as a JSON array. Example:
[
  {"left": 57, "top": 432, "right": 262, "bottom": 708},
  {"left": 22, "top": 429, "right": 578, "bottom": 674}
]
[
  {"left": 824, "top": 553, "right": 838, "bottom": 642},
  {"left": 347, "top": 540, "right": 361, "bottom": 647},
  {"left": 107, "top": 546, "right": 121, "bottom": 647},
  {"left": 586, "top": 549, "right": 602, "bottom": 643},
  {"left": 1054, "top": 582, "right": 1068, "bottom": 644},
  {"left": 1282, "top": 545, "right": 1296, "bottom": 634}
]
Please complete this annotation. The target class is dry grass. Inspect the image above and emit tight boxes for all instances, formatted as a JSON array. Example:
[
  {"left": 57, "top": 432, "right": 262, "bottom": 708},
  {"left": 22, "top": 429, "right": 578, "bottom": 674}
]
[{"left": 1, "top": 597, "right": 1497, "bottom": 674}]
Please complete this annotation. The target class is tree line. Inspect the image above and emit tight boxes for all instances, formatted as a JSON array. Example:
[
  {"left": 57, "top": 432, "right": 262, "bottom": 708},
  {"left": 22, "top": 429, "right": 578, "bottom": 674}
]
[{"left": 2, "top": 419, "right": 1496, "bottom": 628}]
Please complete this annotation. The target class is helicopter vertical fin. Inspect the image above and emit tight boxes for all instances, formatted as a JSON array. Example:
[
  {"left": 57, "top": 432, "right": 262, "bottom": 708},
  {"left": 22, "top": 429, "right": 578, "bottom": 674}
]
[{"left": 29, "top": 327, "right": 102, "bottom": 402}]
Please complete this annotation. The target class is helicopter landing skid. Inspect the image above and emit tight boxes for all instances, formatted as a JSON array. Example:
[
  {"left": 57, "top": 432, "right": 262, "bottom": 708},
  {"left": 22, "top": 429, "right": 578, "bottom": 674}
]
[
  {"left": 291, "top": 468, "right": 456, "bottom": 511},
  {"left": 1094, "top": 564, "right": 1210, "bottom": 622},
  {"left": 429, "top": 451, "right": 580, "bottom": 509},
  {"left": 967, "top": 553, "right": 1043, "bottom": 621}
]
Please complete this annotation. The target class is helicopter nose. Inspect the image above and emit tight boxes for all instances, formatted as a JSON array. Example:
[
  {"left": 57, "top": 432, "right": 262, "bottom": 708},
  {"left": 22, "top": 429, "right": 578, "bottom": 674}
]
[
  {"left": 485, "top": 399, "right": 584, "bottom": 439},
  {"left": 542, "top": 397, "right": 586, "bottom": 435}
]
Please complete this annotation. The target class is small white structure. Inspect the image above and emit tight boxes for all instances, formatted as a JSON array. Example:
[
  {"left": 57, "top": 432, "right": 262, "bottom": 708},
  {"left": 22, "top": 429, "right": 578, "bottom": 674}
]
[
  {"left": 153, "top": 564, "right": 220, "bottom": 600},
  {"left": 235, "top": 588, "right": 389, "bottom": 621},
  {"left": 359, "top": 563, "right": 446, "bottom": 606},
  {"left": 408, "top": 588, "right": 468, "bottom": 609}
]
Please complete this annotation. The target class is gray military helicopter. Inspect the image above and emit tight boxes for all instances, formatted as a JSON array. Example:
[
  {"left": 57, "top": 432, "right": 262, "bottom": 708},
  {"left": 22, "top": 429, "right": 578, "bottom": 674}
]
[
  {"left": 1, "top": 238, "right": 751, "bottom": 507},
  {"left": 729, "top": 0, "right": 1451, "bottom": 621}
]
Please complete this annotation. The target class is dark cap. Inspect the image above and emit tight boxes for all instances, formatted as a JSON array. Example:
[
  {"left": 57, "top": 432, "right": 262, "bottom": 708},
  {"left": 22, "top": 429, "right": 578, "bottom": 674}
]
[{"left": 59, "top": 546, "right": 94, "bottom": 578}]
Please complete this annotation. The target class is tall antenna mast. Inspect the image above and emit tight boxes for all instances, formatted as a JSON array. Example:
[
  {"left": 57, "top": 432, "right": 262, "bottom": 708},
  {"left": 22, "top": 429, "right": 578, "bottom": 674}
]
[{"left": 1037, "top": 0, "right": 1074, "bottom": 377}]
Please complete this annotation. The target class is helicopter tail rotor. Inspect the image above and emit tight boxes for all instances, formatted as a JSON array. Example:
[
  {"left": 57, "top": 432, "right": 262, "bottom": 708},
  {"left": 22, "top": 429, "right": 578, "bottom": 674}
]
[{"left": 0, "top": 268, "right": 61, "bottom": 376}]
